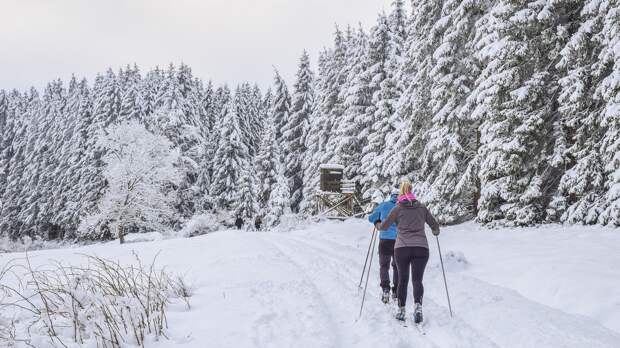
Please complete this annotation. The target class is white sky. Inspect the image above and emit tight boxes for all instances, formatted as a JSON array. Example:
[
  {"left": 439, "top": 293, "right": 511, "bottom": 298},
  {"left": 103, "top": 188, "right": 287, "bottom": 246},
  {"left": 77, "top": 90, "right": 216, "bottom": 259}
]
[{"left": 1, "top": 0, "right": 395, "bottom": 92}]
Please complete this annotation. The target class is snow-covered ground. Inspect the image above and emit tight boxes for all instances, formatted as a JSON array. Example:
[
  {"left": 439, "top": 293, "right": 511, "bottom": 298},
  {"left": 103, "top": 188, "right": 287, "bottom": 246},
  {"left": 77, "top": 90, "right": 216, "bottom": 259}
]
[{"left": 1, "top": 219, "right": 619, "bottom": 347}]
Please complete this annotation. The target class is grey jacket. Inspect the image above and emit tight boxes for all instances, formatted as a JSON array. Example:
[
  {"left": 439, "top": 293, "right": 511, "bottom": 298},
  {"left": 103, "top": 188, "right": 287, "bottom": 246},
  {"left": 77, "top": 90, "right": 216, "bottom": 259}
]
[{"left": 378, "top": 199, "right": 439, "bottom": 249}]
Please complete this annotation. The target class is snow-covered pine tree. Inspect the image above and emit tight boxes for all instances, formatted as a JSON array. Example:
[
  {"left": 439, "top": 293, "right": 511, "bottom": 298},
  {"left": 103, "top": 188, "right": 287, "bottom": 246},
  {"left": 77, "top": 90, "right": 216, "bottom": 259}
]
[
  {"left": 300, "top": 50, "right": 329, "bottom": 214},
  {"left": 52, "top": 76, "right": 88, "bottom": 238},
  {"left": 234, "top": 83, "right": 253, "bottom": 155},
  {"left": 597, "top": 5, "right": 620, "bottom": 226},
  {"left": 140, "top": 66, "right": 163, "bottom": 118},
  {"left": 28, "top": 81, "right": 66, "bottom": 238},
  {"left": 249, "top": 84, "right": 265, "bottom": 151},
  {"left": 284, "top": 51, "right": 314, "bottom": 212},
  {"left": 152, "top": 64, "right": 205, "bottom": 218},
  {"left": 92, "top": 69, "right": 121, "bottom": 128},
  {"left": 264, "top": 147, "right": 291, "bottom": 227},
  {"left": 383, "top": 0, "right": 443, "bottom": 189},
  {"left": 414, "top": 0, "right": 487, "bottom": 224},
  {"left": 118, "top": 64, "right": 143, "bottom": 122},
  {"left": 255, "top": 115, "right": 279, "bottom": 210},
  {"left": 0, "top": 91, "right": 28, "bottom": 238},
  {"left": 464, "top": 0, "right": 569, "bottom": 225},
  {"left": 360, "top": 13, "right": 395, "bottom": 197},
  {"left": 195, "top": 80, "right": 216, "bottom": 212},
  {"left": 235, "top": 168, "right": 259, "bottom": 220},
  {"left": 321, "top": 26, "right": 348, "bottom": 165},
  {"left": 209, "top": 99, "right": 249, "bottom": 210},
  {"left": 79, "top": 121, "right": 181, "bottom": 242},
  {"left": 271, "top": 69, "right": 291, "bottom": 143},
  {"left": 334, "top": 25, "right": 371, "bottom": 184}
]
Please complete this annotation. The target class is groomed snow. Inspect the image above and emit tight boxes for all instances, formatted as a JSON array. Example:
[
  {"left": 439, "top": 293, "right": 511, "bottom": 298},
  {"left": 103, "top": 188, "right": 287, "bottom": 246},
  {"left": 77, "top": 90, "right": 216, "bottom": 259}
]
[{"left": 1, "top": 219, "right": 619, "bottom": 347}]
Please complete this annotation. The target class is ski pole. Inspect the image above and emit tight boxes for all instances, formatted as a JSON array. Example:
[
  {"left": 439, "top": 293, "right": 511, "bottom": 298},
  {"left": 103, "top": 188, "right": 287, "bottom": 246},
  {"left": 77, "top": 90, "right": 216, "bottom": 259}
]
[
  {"left": 436, "top": 235, "right": 453, "bottom": 318},
  {"left": 358, "top": 229, "right": 378, "bottom": 319},
  {"left": 358, "top": 227, "right": 377, "bottom": 289}
]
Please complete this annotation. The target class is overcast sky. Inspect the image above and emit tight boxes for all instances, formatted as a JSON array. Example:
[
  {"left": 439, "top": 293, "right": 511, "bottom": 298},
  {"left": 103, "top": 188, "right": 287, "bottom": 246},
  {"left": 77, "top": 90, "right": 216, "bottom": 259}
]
[{"left": 1, "top": 0, "right": 396, "bottom": 92}]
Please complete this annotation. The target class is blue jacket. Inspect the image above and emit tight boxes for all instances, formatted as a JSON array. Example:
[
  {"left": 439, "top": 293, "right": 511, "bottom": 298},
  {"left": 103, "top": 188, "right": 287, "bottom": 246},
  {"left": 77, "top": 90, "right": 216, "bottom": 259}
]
[{"left": 368, "top": 194, "right": 398, "bottom": 240}]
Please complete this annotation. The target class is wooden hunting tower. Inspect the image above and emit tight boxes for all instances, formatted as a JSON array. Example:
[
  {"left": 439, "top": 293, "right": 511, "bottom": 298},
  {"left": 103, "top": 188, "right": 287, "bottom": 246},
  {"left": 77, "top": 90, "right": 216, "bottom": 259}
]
[{"left": 316, "top": 164, "right": 366, "bottom": 219}]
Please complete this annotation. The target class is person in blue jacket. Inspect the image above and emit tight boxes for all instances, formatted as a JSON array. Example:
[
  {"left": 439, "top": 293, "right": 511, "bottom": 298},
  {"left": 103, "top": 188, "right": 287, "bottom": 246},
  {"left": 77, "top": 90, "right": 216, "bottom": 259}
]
[{"left": 368, "top": 188, "right": 399, "bottom": 303}]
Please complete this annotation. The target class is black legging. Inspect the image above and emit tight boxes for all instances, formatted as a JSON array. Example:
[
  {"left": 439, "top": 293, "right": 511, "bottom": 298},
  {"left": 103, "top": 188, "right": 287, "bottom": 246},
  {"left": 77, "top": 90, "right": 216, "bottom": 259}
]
[{"left": 394, "top": 247, "right": 429, "bottom": 307}]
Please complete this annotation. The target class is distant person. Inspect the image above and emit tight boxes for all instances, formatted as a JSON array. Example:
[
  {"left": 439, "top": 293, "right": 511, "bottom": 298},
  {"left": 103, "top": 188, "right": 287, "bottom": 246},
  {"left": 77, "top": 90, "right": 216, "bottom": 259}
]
[
  {"left": 254, "top": 216, "right": 262, "bottom": 231},
  {"left": 368, "top": 187, "right": 399, "bottom": 304},
  {"left": 376, "top": 180, "right": 439, "bottom": 324},
  {"left": 235, "top": 216, "right": 244, "bottom": 230}
]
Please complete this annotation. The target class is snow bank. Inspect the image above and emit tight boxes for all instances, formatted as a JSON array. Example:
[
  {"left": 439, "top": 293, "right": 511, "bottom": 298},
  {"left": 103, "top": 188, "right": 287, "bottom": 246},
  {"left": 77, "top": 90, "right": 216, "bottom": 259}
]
[
  {"left": 179, "top": 213, "right": 223, "bottom": 237},
  {"left": 429, "top": 250, "right": 470, "bottom": 272}
]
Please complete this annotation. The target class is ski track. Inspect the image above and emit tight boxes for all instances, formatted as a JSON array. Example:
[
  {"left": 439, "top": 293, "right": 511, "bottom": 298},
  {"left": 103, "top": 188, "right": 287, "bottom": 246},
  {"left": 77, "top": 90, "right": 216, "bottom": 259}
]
[
  {"left": 264, "top": 227, "right": 620, "bottom": 348},
  {"left": 268, "top": 232, "right": 498, "bottom": 348}
]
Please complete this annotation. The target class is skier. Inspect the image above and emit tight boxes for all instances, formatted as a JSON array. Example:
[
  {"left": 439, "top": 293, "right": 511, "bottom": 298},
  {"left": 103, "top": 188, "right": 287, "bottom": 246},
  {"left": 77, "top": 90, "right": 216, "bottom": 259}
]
[
  {"left": 376, "top": 180, "right": 440, "bottom": 324},
  {"left": 254, "top": 216, "right": 262, "bottom": 231},
  {"left": 368, "top": 187, "right": 399, "bottom": 304},
  {"left": 235, "top": 216, "right": 244, "bottom": 230}
]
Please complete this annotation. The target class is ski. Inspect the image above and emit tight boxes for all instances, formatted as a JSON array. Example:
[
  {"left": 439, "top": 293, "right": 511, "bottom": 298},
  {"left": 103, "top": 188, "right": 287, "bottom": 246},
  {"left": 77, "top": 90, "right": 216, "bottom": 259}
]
[{"left": 415, "top": 322, "right": 426, "bottom": 335}]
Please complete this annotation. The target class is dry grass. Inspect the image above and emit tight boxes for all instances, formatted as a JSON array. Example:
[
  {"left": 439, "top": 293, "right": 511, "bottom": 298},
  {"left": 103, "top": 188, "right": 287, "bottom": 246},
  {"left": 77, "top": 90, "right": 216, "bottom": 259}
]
[{"left": 0, "top": 252, "right": 191, "bottom": 348}]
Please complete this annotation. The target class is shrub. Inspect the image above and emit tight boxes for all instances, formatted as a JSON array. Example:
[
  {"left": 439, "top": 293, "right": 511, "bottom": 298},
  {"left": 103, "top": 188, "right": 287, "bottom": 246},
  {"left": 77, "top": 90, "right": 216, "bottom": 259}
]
[{"left": 0, "top": 253, "right": 191, "bottom": 347}]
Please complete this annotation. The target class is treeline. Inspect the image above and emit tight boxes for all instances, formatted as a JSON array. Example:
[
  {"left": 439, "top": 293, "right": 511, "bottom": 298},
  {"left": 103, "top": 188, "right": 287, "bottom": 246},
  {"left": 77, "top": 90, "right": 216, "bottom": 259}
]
[{"left": 1, "top": 0, "right": 619, "bottom": 241}]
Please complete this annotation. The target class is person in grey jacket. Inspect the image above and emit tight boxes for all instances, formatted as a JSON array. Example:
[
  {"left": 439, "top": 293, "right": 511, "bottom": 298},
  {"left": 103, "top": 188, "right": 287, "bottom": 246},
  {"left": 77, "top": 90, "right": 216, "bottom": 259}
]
[{"left": 376, "top": 180, "right": 440, "bottom": 324}]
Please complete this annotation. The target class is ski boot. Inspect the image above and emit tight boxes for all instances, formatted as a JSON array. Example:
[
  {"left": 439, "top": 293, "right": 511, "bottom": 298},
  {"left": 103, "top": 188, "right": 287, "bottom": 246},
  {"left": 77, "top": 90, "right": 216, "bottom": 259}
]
[
  {"left": 414, "top": 303, "right": 423, "bottom": 324},
  {"left": 395, "top": 306, "right": 406, "bottom": 321},
  {"left": 381, "top": 288, "right": 390, "bottom": 304}
]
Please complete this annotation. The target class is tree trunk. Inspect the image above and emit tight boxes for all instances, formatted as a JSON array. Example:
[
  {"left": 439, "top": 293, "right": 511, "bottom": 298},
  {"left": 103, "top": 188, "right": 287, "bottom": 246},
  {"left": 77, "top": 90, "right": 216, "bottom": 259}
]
[{"left": 118, "top": 225, "right": 125, "bottom": 244}]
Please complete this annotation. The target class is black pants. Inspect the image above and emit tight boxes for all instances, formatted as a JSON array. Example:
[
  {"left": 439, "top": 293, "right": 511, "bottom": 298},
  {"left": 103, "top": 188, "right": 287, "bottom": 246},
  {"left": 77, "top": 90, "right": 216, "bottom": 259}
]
[
  {"left": 395, "top": 247, "right": 429, "bottom": 307},
  {"left": 378, "top": 239, "right": 398, "bottom": 292}
]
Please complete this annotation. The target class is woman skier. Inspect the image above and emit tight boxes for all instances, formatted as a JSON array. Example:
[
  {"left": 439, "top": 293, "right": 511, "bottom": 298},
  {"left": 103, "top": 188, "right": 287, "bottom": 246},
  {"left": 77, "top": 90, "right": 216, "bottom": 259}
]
[
  {"left": 376, "top": 180, "right": 440, "bottom": 324},
  {"left": 368, "top": 188, "right": 400, "bottom": 303}
]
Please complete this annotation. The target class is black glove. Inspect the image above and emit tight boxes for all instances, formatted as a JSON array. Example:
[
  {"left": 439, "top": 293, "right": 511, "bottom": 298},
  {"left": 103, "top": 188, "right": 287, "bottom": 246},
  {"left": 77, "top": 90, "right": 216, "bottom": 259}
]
[
  {"left": 432, "top": 228, "right": 440, "bottom": 236},
  {"left": 374, "top": 220, "right": 382, "bottom": 229}
]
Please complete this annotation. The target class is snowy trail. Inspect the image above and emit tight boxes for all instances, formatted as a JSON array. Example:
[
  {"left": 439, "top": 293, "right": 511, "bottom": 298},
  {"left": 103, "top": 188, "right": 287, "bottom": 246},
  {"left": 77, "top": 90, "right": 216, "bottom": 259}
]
[
  {"left": 3, "top": 220, "right": 620, "bottom": 348},
  {"left": 251, "top": 224, "right": 620, "bottom": 348},
  {"left": 271, "top": 232, "right": 499, "bottom": 348},
  {"left": 263, "top": 232, "right": 498, "bottom": 348}
]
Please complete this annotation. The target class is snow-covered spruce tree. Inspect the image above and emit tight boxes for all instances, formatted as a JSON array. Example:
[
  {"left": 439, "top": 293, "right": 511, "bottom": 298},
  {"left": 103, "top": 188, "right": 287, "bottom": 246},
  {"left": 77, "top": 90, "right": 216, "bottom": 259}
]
[
  {"left": 597, "top": 5, "right": 620, "bottom": 226},
  {"left": 51, "top": 77, "right": 92, "bottom": 238},
  {"left": 152, "top": 64, "right": 205, "bottom": 219},
  {"left": 301, "top": 27, "right": 356, "bottom": 212},
  {"left": 321, "top": 26, "right": 348, "bottom": 165},
  {"left": 255, "top": 116, "right": 279, "bottom": 210},
  {"left": 0, "top": 91, "right": 34, "bottom": 238},
  {"left": 138, "top": 66, "right": 162, "bottom": 118},
  {"left": 25, "top": 82, "right": 65, "bottom": 238},
  {"left": 250, "top": 84, "right": 266, "bottom": 151},
  {"left": 209, "top": 99, "right": 250, "bottom": 210},
  {"left": 284, "top": 51, "right": 314, "bottom": 212},
  {"left": 0, "top": 90, "right": 7, "bottom": 145},
  {"left": 194, "top": 80, "right": 216, "bottom": 212},
  {"left": 92, "top": 69, "right": 121, "bottom": 128},
  {"left": 383, "top": 0, "right": 443, "bottom": 188},
  {"left": 359, "top": 13, "right": 396, "bottom": 197},
  {"left": 414, "top": 0, "right": 487, "bottom": 224},
  {"left": 234, "top": 167, "right": 259, "bottom": 220},
  {"left": 548, "top": 0, "right": 620, "bottom": 226},
  {"left": 300, "top": 50, "right": 330, "bottom": 214},
  {"left": 264, "top": 147, "right": 291, "bottom": 227},
  {"left": 464, "top": 0, "right": 569, "bottom": 225},
  {"left": 234, "top": 83, "right": 254, "bottom": 156},
  {"left": 79, "top": 121, "right": 181, "bottom": 243},
  {"left": 118, "top": 64, "right": 143, "bottom": 122},
  {"left": 271, "top": 69, "right": 291, "bottom": 143},
  {"left": 334, "top": 25, "right": 371, "bottom": 184}
]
